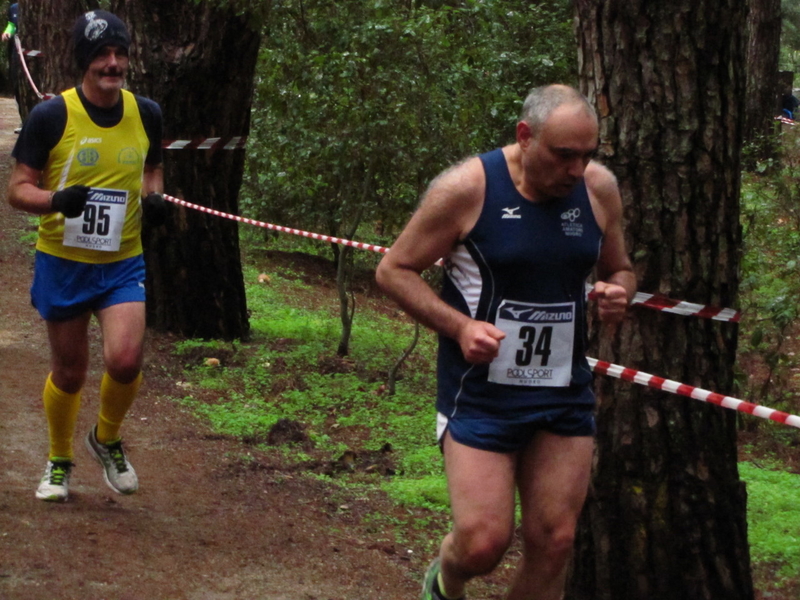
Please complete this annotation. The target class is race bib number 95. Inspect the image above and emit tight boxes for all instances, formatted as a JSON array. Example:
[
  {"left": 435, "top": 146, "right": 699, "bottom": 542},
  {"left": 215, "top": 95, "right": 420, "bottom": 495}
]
[
  {"left": 488, "top": 300, "right": 575, "bottom": 387},
  {"left": 62, "top": 187, "right": 128, "bottom": 252}
]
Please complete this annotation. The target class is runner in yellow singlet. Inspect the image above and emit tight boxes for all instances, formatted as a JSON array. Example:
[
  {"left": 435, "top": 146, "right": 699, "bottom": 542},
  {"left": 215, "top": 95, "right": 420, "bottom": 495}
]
[{"left": 7, "top": 10, "right": 167, "bottom": 502}]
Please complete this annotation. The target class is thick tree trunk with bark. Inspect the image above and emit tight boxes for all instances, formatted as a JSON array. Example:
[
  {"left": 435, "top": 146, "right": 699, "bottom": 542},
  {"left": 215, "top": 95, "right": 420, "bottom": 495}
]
[
  {"left": 571, "top": 2, "right": 753, "bottom": 599},
  {"left": 744, "top": 0, "right": 782, "bottom": 157},
  {"left": 15, "top": 0, "right": 98, "bottom": 119},
  {"left": 111, "top": 0, "right": 259, "bottom": 340}
]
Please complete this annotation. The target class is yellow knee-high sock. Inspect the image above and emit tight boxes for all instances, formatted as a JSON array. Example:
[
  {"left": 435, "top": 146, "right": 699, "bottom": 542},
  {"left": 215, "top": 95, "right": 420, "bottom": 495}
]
[
  {"left": 43, "top": 374, "right": 81, "bottom": 461},
  {"left": 96, "top": 372, "right": 142, "bottom": 444}
]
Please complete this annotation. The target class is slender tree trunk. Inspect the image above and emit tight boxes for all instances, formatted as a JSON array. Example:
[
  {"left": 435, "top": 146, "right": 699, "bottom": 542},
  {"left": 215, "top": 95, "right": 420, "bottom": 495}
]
[
  {"left": 336, "top": 245, "right": 355, "bottom": 357},
  {"left": 571, "top": 2, "right": 753, "bottom": 599},
  {"left": 743, "top": 0, "right": 782, "bottom": 161},
  {"left": 387, "top": 321, "right": 419, "bottom": 396},
  {"left": 335, "top": 157, "right": 375, "bottom": 356},
  {"left": 111, "top": 0, "right": 258, "bottom": 340}
]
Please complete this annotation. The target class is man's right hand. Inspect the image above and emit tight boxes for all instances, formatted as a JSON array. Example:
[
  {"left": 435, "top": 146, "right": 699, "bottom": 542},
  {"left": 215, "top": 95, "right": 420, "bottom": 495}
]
[
  {"left": 50, "top": 185, "right": 90, "bottom": 218},
  {"left": 457, "top": 320, "right": 506, "bottom": 364},
  {"left": 141, "top": 192, "right": 168, "bottom": 226}
]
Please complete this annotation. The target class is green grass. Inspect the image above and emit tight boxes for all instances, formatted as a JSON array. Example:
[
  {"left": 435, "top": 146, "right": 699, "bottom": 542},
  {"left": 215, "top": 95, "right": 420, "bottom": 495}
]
[
  {"left": 174, "top": 260, "right": 449, "bottom": 509},
  {"left": 740, "top": 461, "right": 800, "bottom": 582}
]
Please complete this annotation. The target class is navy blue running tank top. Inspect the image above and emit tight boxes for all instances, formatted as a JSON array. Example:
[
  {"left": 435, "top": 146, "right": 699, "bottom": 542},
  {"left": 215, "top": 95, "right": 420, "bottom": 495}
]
[{"left": 436, "top": 148, "right": 603, "bottom": 420}]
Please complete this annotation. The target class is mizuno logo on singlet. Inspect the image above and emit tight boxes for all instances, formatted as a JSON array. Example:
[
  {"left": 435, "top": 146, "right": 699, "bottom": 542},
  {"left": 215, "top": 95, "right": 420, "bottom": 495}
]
[
  {"left": 501, "top": 207, "right": 521, "bottom": 219},
  {"left": 501, "top": 304, "right": 574, "bottom": 323}
]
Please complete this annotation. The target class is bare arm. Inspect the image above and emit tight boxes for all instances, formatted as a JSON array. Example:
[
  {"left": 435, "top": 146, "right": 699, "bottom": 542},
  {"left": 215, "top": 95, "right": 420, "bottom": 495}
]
[
  {"left": 376, "top": 157, "right": 506, "bottom": 364},
  {"left": 585, "top": 162, "right": 637, "bottom": 323},
  {"left": 7, "top": 162, "right": 53, "bottom": 215}
]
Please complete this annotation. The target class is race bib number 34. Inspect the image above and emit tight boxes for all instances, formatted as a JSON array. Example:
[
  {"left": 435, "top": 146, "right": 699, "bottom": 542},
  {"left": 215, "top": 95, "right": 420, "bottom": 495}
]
[
  {"left": 62, "top": 187, "right": 128, "bottom": 252},
  {"left": 488, "top": 300, "right": 575, "bottom": 387}
]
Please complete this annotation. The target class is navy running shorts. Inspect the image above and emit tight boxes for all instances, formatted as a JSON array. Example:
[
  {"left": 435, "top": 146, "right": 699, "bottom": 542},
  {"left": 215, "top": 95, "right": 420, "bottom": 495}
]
[
  {"left": 437, "top": 404, "right": 596, "bottom": 453},
  {"left": 31, "top": 251, "right": 146, "bottom": 322}
]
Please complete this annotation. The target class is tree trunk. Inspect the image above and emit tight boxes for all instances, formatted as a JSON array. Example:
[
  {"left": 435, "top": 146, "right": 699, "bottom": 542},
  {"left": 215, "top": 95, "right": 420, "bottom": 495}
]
[
  {"left": 15, "top": 0, "right": 99, "bottom": 120},
  {"left": 335, "top": 244, "right": 354, "bottom": 357},
  {"left": 111, "top": 0, "right": 259, "bottom": 340},
  {"left": 571, "top": 2, "right": 753, "bottom": 600},
  {"left": 743, "top": 0, "right": 782, "bottom": 160}
]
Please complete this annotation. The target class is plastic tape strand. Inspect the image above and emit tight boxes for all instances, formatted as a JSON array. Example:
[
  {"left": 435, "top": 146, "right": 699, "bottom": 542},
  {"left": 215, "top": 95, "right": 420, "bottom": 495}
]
[
  {"left": 165, "top": 194, "right": 741, "bottom": 321},
  {"left": 587, "top": 357, "right": 800, "bottom": 429}
]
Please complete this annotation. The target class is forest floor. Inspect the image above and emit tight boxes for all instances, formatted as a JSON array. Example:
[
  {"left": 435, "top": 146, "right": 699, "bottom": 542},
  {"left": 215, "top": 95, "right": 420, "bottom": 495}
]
[{"left": 0, "top": 95, "right": 797, "bottom": 600}]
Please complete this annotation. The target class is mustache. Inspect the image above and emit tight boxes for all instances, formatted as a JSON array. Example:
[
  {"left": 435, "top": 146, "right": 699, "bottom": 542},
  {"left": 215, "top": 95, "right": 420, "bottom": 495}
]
[{"left": 100, "top": 68, "right": 125, "bottom": 77}]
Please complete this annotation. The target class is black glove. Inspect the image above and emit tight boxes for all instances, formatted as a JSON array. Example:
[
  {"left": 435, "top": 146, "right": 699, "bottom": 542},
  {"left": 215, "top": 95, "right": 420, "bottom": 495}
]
[
  {"left": 51, "top": 185, "right": 90, "bottom": 218},
  {"left": 142, "top": 192, "right": 168, "bottom": 226}
]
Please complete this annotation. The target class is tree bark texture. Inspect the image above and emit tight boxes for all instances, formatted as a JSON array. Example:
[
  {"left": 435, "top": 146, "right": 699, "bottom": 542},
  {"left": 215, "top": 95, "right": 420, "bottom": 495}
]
[
  {"left": 572, "top": 2, "right": 753, "bottom": 600},
  {"left": 111, "top": 0, "right": 260, "bottom": 340},
  {"left": 15, "top": 0, "right": 98, "bottom": 120},
  {"left": 743, "top": 0, "right": 782, "bottom": 153}
]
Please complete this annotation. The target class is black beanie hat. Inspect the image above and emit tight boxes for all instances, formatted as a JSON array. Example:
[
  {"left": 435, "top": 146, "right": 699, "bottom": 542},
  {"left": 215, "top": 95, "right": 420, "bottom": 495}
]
[{"left": 72, "top": 10, "right": 130, "bottom": 72}]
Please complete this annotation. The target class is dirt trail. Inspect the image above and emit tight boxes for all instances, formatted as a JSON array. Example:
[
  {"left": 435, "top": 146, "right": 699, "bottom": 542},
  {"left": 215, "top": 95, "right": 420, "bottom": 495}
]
[{"left": 0, "top": 97, "right": 421, "bottom": 600}]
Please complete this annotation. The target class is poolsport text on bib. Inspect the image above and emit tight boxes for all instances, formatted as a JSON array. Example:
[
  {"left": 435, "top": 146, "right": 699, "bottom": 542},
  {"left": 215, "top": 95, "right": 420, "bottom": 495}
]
[
  {"left": 62, "top": 187, "right": 128, "bottom": 252},
  {"left": 488, "top": 300, "right": 575, "bottom": 387}
]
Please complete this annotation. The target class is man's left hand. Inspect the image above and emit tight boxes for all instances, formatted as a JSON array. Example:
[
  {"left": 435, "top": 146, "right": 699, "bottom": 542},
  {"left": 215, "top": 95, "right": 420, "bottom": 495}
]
[{"left": 591, "top": 281, "right": 629, "bottom": 324}]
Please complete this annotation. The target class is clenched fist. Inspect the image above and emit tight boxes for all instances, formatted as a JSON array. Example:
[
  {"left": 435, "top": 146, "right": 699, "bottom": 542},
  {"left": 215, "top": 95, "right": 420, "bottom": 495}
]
[{"left": 51, "top": 185, "right": 90, "bottom": 218}]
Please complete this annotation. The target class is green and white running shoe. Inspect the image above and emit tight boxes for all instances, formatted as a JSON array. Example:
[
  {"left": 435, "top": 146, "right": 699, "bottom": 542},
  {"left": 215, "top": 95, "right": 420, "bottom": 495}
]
[
  {"left": 35, "top": 460, "right": 73, "bottom": 502},
  {"left": 85, "top": 426, "right": 138, "bottom": 495}
]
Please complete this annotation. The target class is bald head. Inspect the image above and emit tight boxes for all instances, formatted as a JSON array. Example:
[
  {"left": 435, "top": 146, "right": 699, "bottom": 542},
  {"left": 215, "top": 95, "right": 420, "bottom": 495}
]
[{"left": 520, "top": 85, "right": 597, "bottom": 137}]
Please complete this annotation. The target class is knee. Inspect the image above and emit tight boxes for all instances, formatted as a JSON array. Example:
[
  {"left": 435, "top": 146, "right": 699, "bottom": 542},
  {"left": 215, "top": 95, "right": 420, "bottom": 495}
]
[
  {"left": 547, "top": 525, "right": 577, "bottom": 560},
  {"left": 451, "top": 523, "right": 513, "bottom": 576},
  {"left": 105, "top": 349, "right": 142, "bottom": 383},
  {"left": 51, "top": 369, "right": 86, "bottom": 394},
  {"left": 51, "top": 359, "right": 88, "bottom": 393},
  {"left": 522, "top": 521, "right": 577, "bottom": 568}
]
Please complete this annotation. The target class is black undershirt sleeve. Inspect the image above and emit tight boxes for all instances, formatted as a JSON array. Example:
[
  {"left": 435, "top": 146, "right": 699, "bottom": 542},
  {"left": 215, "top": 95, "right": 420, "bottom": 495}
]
[{"left": 11, "top": 96, "right": 67, "bottom": 170}]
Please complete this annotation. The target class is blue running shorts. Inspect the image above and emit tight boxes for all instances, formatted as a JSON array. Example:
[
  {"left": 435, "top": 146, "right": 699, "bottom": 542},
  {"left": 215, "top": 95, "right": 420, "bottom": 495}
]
[
  {"left": 31, "top": 251, "right": 146, "bottom": 322},
  {"left": 437, "top": 404, "right": 596, "bottom": 453}
]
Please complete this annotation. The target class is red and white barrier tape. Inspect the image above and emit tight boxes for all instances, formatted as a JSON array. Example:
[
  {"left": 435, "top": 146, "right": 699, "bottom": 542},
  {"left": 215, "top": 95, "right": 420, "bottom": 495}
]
[
  {"left": 14, "top": 36, "right": 48, "bottom": 100},
  {"left": 162, "top": 136, "right": 247, "bottom": 150},
  {"left": 631, "top": 292, "right": 739, "bottom": 322},
  {"left": 165, "top": 194, "right": 799, "bottom": 429},
  {"left": 587, "top": 287, "right": 740, "bottom": 322},
  {"left": 167, "top": 195, "right": 742, "bottom": 321},
  {"left": 588, "top": 357, "right": 800, "bottom": 429},
  {"left": 163, "top": 194, "right": 389, "bottom": 254},
  {"left": 776, "top": 116, "right": 796, "bottom": 126}
]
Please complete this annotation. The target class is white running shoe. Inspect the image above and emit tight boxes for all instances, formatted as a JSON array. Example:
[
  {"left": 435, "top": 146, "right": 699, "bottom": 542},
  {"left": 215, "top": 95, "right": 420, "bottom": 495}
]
[
  {"left": 85, "top": 426, "right": 138, "bottom": 495},
  {"left": 35, "top": 460, "right": 73, "bottom": 502}
]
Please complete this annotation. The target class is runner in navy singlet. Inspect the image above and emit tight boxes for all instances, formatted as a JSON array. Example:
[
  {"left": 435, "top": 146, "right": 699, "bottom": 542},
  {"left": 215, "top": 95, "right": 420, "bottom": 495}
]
[{"left": 377, "top": 85, "right": 636, "bottom": 600}]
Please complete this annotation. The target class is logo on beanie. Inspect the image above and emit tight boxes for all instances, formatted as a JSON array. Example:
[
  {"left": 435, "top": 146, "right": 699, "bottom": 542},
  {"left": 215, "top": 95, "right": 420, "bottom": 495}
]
[{"left": 84, "top": 12, "right": 109, "bottom": 42}]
